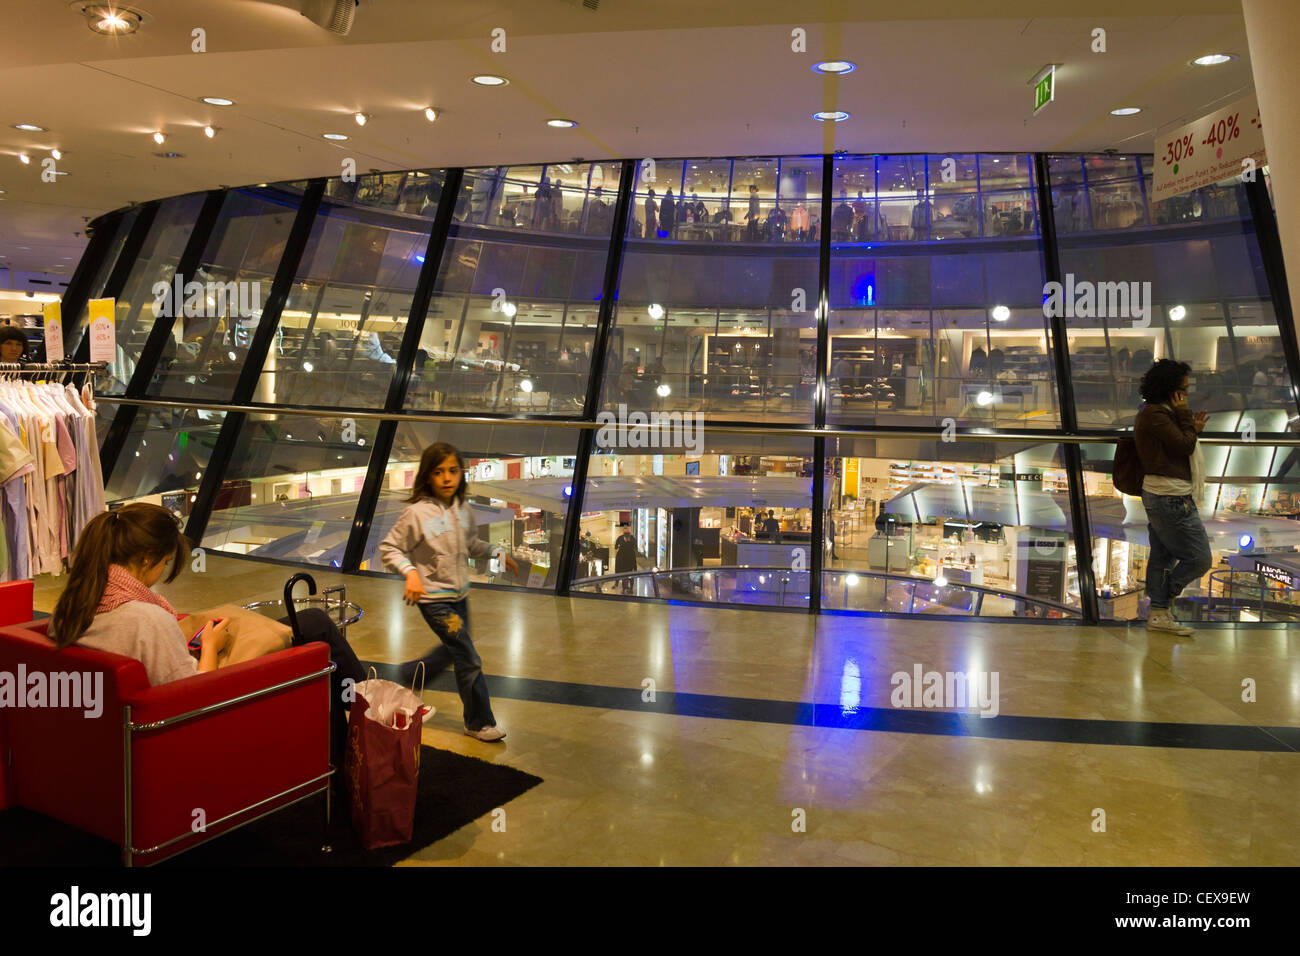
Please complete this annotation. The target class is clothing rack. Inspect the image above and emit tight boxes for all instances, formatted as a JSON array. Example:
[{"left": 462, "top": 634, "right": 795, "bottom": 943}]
[{"left": 0, "top": 361, "right": 108, "bottom": 376}]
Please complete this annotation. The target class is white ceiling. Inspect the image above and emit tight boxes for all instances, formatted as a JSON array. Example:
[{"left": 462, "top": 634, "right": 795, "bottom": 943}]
[{"left": 0, "top": 0, "right": 1256, "bottom": 275}]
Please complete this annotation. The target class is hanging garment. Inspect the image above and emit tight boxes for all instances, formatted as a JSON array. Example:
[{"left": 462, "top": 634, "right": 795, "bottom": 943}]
[{"left": 0, "top": 374, "right": 107, "bottom": 580}]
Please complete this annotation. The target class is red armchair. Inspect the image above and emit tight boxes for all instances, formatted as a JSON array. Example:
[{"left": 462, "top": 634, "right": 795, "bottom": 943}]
[
  {"left": 0, "top": 619, "right": 334, "bottom": 866},
  {"left": 0, "top": 580, "right": 34, "bottom": 627}
]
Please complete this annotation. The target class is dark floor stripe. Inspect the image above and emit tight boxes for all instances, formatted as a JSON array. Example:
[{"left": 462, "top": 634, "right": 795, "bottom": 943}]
[{"left": 365, "top": 663, "right": 1300, "bottom": 753}]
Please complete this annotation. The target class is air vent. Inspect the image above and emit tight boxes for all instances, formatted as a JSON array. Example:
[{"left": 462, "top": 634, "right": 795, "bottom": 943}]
[{"left": 300, "top": 0, "right": 357, "bottom": 35}]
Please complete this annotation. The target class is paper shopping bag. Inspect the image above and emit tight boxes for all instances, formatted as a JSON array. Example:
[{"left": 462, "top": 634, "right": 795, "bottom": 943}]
[{"left": 344, "top": 670, "right": 432, "bottom": 850}]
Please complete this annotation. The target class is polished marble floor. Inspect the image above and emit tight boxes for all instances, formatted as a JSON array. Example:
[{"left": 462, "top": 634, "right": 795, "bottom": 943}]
[{"left": 32, "top": 555, "right": 1300, "bottom": 866}]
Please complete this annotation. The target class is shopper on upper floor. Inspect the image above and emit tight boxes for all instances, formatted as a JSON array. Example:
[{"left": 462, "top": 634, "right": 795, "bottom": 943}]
[{"left": 1134, "top": 358, "right": 1212, "bottom": 636}]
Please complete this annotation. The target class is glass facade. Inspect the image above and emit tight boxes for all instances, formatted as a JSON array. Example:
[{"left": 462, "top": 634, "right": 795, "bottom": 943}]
[{"left": 89, "top": 151, "right": 1300, "bottom": 623}]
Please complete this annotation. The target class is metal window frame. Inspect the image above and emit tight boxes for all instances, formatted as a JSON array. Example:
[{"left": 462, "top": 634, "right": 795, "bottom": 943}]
[
  {"left": 342, "top": 169, "right": 465, "bottom": 571},
  {"left": 182, "top": 179, "right": 327, "bottom": 545},
  {"left": 99, "top": 193, "right": 223, "bottom": 483},
  {"left": 555, "top": 159, "right": 636, "bottom": 595},
  {"left": 88, "top": 151, "right": 1300, "bottom": 624}
]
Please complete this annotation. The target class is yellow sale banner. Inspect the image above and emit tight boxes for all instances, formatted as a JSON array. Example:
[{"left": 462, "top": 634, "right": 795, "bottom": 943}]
[
  {"left": 42, "top": 301, "right": 63, "bottom": 361},
  {"left": 88, "top": 297, "right": 116, "bottom": 364},
  {"left": 1151, "top": 93, "right": 1267, "bottom": 201}
]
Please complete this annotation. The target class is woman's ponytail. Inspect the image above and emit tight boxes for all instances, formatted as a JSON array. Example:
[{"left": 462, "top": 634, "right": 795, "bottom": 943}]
[{"left": 50, "top": 504, "right": 189, "bottom": 648}]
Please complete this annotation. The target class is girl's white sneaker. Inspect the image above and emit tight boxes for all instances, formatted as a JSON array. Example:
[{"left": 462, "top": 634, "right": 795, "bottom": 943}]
[{"left": 465, "top": 725, "right": 507, "bottom": 742}]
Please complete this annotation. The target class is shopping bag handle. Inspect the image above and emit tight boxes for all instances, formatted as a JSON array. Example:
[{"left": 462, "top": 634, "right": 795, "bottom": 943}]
[{"left": 411, "top": 660, "right": 426, "bottom": 696}]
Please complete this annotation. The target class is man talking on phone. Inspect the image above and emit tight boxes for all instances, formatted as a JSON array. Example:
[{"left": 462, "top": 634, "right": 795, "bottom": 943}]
[{"left": 1134, "top": 359, "right": 1213, "bottom": 635}]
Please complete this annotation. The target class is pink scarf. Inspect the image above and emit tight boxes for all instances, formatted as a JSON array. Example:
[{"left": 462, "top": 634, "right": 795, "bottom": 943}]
[{"left": 95, "top": 564, "right": 177, "bottom": 617}]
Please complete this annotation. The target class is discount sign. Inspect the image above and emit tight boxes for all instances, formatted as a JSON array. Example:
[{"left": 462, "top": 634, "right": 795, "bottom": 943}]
[{"left": 1152, "top": 93, "right": 1267, "bottom": 201}]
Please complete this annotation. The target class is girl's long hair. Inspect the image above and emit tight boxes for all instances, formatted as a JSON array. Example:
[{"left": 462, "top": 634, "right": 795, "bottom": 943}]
[
  {"left": 405, "top": 442, "right": 468, "bottom": 505},
  {"left": 50, "top": 503, "right": 189, "bottom": 648}
]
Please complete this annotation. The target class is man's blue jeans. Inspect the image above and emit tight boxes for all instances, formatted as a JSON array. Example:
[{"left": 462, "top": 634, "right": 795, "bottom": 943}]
[{"left": 1141, "top": 492, "right": 1214, "bottom": 610}]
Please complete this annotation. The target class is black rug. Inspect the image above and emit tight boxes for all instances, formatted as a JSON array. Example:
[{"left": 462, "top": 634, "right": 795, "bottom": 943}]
[{"left": 0, "top": 746, "right": 542, "bottom": 867}]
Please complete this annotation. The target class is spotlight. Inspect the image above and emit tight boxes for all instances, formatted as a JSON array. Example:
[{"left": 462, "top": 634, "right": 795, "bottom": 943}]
[
  {"left": 1239, "top": 533, "right": 1254, "bottom": 550},
  {"left": 204, "top": 126, "right": 216, "bottom": 139},
  {"left": 1168, "top": 305, "right": 1187, "bottom": 321},
  {"left": 812, "top": 61, "right": 857, "bottom": 75},
  {"left": 354, "top": 112, "right": 368, "bottom": 126},
  {"left": 976, "top": 390, "right": 994, "bottom": 406},
  {"left": 424, "top": 107, "right": 438, "bottom": 122},
  {"left": 934, "top": 574, "right": 948, "bottom": 587},
  {"left": 656, "top": 384, "right": 671, "bottom": 397},
  {"left": 845, "top": 574, "right": 859, "bottom": 586},
  {"left": 520, "top": 379, "right": 533, "bottom": 392},
  {"left": 647, "top": 303, "right": 664, "bottom": 320},
  {"left": 50, "top": 148, "right": 62, "bottom": 160},
  {"left": 303, "top": 361, "right": 314, "bottom": 372},
  {"left": 153, "top": 131, "right": 165, "bottom": 145},
  {"left": 501, "top": 302, "right": 517, "bottom": 317},
  {"left": 991, "top": 305, "right": 1010, "bottom": 322},
  {"left": 18, "top": 153, "right": 29, "bottom": 165}
]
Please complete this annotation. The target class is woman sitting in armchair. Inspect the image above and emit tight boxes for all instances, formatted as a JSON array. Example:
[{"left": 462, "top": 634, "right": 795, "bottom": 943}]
[{"left": 48, "top": 503, "right": 395, "bottom": 773}]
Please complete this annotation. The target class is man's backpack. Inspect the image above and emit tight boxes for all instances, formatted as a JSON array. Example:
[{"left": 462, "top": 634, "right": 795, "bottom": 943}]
[{"left": 1113, "top": 436, "right": 1145, "bottom": 496}]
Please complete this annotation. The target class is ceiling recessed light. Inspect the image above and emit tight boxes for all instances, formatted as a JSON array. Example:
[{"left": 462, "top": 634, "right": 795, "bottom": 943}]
[
  {"left": 1192, "top": 53, "right": 1236, "bottom": 66},
  {"left": 1110, "top": 107, "right": 1142, "bottom": 116},
  {"left": 812, "top": 60, "right": 857, "bottom": 74},
  {"left": 85, "top": 5, "right": 143, "bottom": 35},
  {"left": 152, "top": 131, "right": 165, "bottom": 144},
  {"left": 813, "top": 111, "right": 850, "bottom": 122},
  {"left": 546, "top": 118, "right": 578, "bottom": 128},
  {"left": 424, "top": 107, "right": 438, "bottom": 122},
  {"left": 471, "top": 74, "right": 509, "bottom": 86},
  {"left": 204, "top": 126, "right": 216, "bottom": 138},
  {"left": 322, "top": 132, "right": 348, "bottom": 141},
  {"left": 12, "top": 124, "right": 44, "bottom": 132},
  {"left": 201, "top": 96, "right": 234, "bottom": 107},
  {"left": 354, "top": 112, "right": 368, "bottom": 126}
]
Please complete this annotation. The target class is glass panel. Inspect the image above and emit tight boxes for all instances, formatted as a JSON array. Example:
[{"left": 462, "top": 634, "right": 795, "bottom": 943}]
[
  {"left": 1079, "top": 440, "right": 1300, "bottom": 623},
  {"left": 97, "top": 195, "right": 207, "bottom": 395},
  {"left": 608, "top": 244, "right": 819, "bottom": 423},
  {"left": 824, "top": 437, "right": 1082, "bottom": 617},
  {"left": 248, "top": 173, "right": 444, "bottom": 410},
  {"left": 1053, "top": 156, "right": 1288, "bottom": 427},
  {"left": 570, "top": 432, "right": 814, "bottom": 607},
  {"left": 831, "top": 156, "right": 877, "bottom": 242},
  {"left": 199, "top": 413, "right": 378, "bottom": 566},
  {"left": 359, "top": 422, "right": 579, "bottom": 588},
  {"left": 67, "top": 207, "right": 140, "bottom": 356},
  {"left": 103, "top": 406, "right": 225, "bottom": 515},
  {"left": 830, "top": 153, "right": 1053, "bottom": 428},
  {"left": 144, "top": 188, "right": 300, "bottom": 403},
  {"left": 877, "top": 155, "right": 927, "bottom": 242}
]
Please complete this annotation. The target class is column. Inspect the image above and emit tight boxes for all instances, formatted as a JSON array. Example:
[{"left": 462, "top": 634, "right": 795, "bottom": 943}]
[{"left": 1242, "top": 0, "right": 1300, "bottom": 332}]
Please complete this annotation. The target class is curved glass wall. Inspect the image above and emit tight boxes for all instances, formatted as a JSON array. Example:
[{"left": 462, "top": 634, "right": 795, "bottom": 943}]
[{"left": 88, "top": 151, "right": 1300, "bottom": 623}]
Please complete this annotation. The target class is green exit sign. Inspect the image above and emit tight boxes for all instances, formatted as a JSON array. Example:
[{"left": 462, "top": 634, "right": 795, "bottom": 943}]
[{"left": 1033, "top": 66, "right": 1055, "bottom": 113}]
